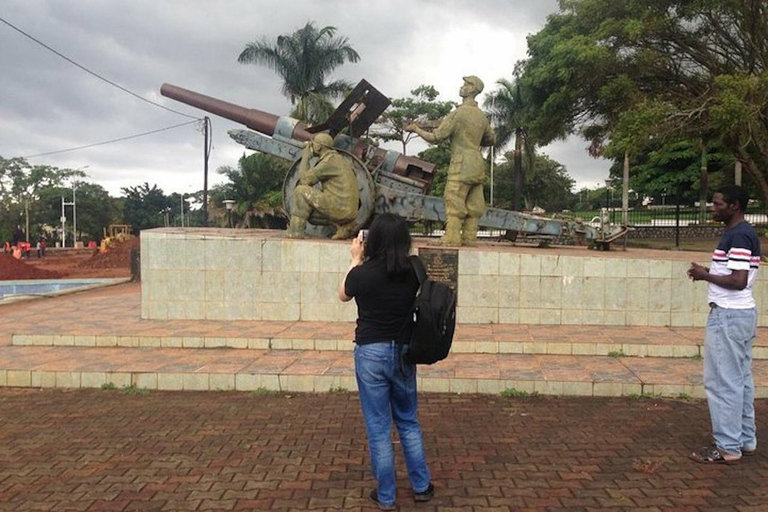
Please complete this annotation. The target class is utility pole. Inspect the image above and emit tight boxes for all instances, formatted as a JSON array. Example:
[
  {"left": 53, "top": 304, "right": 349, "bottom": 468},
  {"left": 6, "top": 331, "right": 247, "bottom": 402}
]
[
  {"left": 72, "top": 185, "right": 77, "bottom": 247},
  {"left": 202, "top": 116, "right": 211, "bottom": 226},
  {"left": 24, "top": 199, "right": 29, "bottom": 245}
]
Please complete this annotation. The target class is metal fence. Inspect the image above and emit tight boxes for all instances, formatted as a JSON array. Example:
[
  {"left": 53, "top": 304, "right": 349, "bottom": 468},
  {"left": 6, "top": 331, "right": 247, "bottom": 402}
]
[{"left": 574, "top": 206, "right": 768, "bottom": 227}]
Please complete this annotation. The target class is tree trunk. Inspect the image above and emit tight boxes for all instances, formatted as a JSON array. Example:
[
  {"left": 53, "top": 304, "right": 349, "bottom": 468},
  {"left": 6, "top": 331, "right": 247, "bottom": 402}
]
[
  {"left": 699, "top": 142, "right": 708, "bottom": 223},
  {"left": 622, "top": 151, "right": 629, "bottom": 225},
  {"left": 512, "top": 128, "right": 524, "bottom": 211},
  {"left": 738, "top": 151, "right": 768, "bottom": 208}
]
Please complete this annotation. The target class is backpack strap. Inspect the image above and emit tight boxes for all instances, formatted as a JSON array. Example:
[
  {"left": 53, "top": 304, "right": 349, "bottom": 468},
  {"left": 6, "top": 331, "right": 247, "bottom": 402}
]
[
  {"left": 408, "top": 255, "right": 428, "bottom": 285},
  {"left": 396, "top": 256, "right": 427, "bottom": 377}
]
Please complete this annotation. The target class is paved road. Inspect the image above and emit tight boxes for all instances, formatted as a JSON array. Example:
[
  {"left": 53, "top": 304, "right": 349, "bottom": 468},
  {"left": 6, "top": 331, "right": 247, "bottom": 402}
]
[{"left": 1, "top": 389, "right": 766, "bottom": 511}]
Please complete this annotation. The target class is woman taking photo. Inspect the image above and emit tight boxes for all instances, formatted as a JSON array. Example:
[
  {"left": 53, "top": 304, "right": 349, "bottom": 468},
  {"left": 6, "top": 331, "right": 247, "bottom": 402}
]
[{"left": 338, "top": 213, "right": 434, "bottom": 510}]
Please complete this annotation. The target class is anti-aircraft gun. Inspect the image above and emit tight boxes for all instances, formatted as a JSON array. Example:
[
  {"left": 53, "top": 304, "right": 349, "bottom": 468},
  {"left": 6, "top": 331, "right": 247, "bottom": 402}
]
[{"left": 160, "top": 80, "right": 627, "bottom": 247}]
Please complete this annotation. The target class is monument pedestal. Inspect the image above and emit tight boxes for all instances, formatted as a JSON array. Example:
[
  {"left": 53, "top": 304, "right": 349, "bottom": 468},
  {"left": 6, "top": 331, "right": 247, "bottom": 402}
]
[{"left": 140, "top": 228, "right": 767, "bottom": 327}]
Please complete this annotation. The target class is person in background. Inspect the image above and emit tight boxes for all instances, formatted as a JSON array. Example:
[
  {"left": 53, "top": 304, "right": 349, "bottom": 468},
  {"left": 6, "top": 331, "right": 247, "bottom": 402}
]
[
  {"left": 338, "top": 213, "right": 434, "bottom": 510},
  {"left": 688, "top": 185, "right": 761, "bottom": 464}
]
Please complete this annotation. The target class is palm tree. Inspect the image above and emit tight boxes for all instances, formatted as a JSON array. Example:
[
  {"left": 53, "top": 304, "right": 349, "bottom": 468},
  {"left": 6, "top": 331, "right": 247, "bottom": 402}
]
[
  {"left": 238, "top": 22, "right": 360, "bottom": 125},
  {"left": 484, "top": 78, "right": 535, "bottom": 211}
]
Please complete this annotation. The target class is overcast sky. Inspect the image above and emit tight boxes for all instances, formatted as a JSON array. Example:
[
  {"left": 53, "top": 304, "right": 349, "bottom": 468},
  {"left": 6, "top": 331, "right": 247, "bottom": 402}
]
[{"left": 0, "top": 0, "right": 612, "bottom": 198}]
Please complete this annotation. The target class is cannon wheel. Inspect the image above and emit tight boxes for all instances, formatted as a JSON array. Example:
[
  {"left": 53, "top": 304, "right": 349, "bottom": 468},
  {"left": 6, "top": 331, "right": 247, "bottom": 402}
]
[{"left": 282, "top": 154, "right": 376, "bottom": 238}]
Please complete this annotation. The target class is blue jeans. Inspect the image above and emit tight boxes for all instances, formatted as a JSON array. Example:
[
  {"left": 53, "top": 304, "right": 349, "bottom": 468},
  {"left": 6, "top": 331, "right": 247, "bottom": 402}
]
[
  {"left": 354, "top": 341, "right": 431, "bottom": 506},
  {"left": 704, "top": 306, "right": 757, "bottom": 456}
]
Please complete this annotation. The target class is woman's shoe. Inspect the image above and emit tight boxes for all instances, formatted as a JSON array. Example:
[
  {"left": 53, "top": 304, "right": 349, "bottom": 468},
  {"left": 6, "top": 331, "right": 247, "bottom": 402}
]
[{"left": 414, "top": 483, "right": 434, "bottom": 502}]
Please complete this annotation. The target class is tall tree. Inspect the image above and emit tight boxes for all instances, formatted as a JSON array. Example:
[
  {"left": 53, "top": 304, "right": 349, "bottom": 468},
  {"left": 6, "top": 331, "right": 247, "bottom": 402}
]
[
  {"left": 494, "top": 153, "right": 575, "bottom": 212},
  {"left": 211, "top": 153, "right": 289, "bottom": 228},
  {"left": 0, "top": 156, "right": 84, "bottom": 243},
  {"left": 121, "top": 183, "right": 172, "bottom": 234},
  {"left": 238, "top": 22, "right": 360, "bottom": 125},
  {"left": 484, "top": 79, "right": 536, "bottom": 211},
  {"left": 371, "top": 85, "right": 456, "bottom": 155},
  {"left": 517, "top": 0, "right": 768, "bottom": 204}
]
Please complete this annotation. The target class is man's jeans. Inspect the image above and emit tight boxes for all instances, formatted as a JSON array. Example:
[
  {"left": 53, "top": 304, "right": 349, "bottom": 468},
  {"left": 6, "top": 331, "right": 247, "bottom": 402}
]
[
  {"left": 354, "top": 341, "right": 431, "bottom": 506},
  {"left": 704, "top": 306, "right": 757, "bottom": 455}
]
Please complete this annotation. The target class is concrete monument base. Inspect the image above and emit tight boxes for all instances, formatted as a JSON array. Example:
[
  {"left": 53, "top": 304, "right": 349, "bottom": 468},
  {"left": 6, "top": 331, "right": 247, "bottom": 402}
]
[{"left": 140, "top": 228, "right": 767, "bottom": 327}]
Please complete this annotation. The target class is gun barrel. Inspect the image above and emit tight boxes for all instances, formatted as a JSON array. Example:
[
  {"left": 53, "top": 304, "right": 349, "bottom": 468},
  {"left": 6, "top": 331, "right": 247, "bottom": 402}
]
[{"left": 160, "top": 83, "right": 312, "bottom": 141}]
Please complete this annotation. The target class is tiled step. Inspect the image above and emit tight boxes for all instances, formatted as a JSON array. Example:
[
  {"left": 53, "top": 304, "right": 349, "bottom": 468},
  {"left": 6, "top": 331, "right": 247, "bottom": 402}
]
[
  {"left": 3, "top": 283, "right": 767, "bottom": 399},
  {"left": 12, "top": 325, "right": 768, "bottom": 359},
  {"left": 1, "top": 344, "right": 767, "bottom": 399}
]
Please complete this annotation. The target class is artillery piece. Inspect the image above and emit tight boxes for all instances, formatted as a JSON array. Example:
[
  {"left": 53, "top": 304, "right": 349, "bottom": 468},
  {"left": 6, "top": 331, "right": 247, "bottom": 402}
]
[{"left": 160, "top": 80, "right": 627, "bottom": 247}]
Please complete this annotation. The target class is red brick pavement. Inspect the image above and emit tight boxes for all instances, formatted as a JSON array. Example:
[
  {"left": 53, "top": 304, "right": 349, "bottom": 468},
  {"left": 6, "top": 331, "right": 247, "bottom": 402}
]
[{"left": 0, "top": 388, "right": 766, "bottom": 511}]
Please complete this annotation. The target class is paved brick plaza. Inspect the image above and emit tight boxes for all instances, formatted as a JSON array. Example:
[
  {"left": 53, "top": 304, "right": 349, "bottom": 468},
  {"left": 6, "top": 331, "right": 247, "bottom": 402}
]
[{"left": 1, "top": 388, "right": 766, "bottom": 511}]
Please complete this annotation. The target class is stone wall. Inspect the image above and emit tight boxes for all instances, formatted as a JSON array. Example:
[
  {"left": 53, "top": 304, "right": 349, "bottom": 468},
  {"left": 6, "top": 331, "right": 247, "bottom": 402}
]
[{"left": 140, "top": 228, "right": 768, "bottom": 328}]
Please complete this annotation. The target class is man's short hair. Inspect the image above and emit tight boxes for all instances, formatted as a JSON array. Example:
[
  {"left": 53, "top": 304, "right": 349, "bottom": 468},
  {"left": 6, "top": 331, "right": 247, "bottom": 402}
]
[{"left": 718, "top": 185, "right": 749, "bottom": 212}]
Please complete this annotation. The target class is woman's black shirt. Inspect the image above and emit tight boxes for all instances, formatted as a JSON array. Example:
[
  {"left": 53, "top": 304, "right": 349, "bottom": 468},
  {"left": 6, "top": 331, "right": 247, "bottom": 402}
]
[{"left": 344, "top": 258, "right": 419, "bottom": 344}]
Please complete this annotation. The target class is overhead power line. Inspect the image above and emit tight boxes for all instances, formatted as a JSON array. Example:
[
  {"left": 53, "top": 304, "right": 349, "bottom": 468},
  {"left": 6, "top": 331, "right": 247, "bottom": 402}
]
[
  {"left": 0, "top": 16, "right": 198, "bottom": 119},
  {"left": 23, "top": 120, "right": 202, "bottom": 158}
]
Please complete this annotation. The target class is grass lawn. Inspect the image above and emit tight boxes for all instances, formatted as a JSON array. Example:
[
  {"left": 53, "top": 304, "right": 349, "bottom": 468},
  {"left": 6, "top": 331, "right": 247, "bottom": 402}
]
[{"left": 625, "top": 237, "right": 718, "bottom": 252}]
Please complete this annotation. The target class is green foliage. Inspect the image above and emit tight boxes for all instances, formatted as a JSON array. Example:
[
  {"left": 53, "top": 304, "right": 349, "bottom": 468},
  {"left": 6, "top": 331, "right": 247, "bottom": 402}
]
[
  {"left": 0, "top": 156, "right": 87, "bottom": 244},
  {"left": 607, "top": 350, "right": 626, "bottom": 358},
  {"left": 328, "top": 386, "right": 348, "bottom": 393},
  {"left": 624, "top": 139, "right": 734, "bottom": 204},
  {"left": 372, "top": 85, "right": 456, "bottom": 155},
  {"left": 238, "top": 22, "right": 360, "bottom": 124},
  {"left": 121, "top": 384, "right": 149, "bottom": 396},
  {"left": 493, "top": 153, "right": 575, "bottom": 212},
  {"left": 210, "top": 152, "right": 289, "bottom": 228},
  {"left": 100, "top": 382, "right": 116, "bottom": 390},
  {"left": 499, "top": 388, "right": 539, "bottom": 398},
  {"left": 121, "top": 182, "right": 172, "bottom": 234},
  {"left": 416, "top": 142, "right": 451, "bottom": 197},
  {"left": 518, "top": 0, "right": 768, "bottom": 204},
  {"left": 484, "top": 78, "right": 537, "bottom": 211}
]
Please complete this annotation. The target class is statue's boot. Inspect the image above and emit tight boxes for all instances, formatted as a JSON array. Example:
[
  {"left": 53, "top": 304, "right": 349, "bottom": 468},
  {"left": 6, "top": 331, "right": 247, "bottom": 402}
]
[
  {"left": 284, "top": 216, "right": 307, "bottom": 239},
  {"left": 461, "top": 217, "right": 479, "bottom": 247},
  {"left": 331, "top": 221, "right": 357, "bottom": 240},
  {"left": 434, "top": 216, "right": 462, "bottom": 246}
]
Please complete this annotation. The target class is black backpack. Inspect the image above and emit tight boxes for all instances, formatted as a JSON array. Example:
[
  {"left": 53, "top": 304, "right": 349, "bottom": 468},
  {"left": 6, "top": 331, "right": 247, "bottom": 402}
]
[{"left": 401, "top": 256, "right": 457, "bottom": 365}]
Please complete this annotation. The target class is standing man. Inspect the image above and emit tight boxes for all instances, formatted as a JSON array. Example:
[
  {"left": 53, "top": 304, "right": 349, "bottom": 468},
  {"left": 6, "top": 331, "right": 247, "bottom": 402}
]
[
  {"left": 285, "top": 133, "right": 359, "bottom": 239},
  {"left": 406, "top": 76, "right": 495, "bottom": 246},
  {"left": 688, "top": 185, "right": 761, "bottom": 464}
]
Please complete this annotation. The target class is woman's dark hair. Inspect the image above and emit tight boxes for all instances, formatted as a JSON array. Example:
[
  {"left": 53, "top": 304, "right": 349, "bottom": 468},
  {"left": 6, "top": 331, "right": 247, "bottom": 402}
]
[{"left": 363, "top": 213, "right": 412, "bottom": 277}]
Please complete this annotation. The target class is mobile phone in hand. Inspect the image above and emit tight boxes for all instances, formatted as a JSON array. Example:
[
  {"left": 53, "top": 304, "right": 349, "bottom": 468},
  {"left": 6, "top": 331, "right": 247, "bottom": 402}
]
[{"left": 358, "top": 230, "right": 369, "bottom": 242}]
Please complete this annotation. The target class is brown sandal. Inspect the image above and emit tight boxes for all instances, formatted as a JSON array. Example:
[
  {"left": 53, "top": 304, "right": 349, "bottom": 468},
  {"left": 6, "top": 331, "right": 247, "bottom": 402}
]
[{"left": 690, "top": 445, "right": 740, "bottom": 465}]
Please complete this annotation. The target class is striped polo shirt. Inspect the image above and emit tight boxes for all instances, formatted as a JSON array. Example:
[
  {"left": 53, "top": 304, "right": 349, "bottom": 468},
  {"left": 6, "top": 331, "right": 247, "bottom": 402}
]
[{"left": 708, "top": 221, "right": 761, "bottom": 309}]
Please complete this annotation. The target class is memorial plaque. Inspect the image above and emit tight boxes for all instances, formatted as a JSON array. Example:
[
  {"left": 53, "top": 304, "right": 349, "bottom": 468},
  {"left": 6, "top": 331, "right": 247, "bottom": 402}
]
[{"left": 418, "top": 247, "right": 459, "bottom": 291}]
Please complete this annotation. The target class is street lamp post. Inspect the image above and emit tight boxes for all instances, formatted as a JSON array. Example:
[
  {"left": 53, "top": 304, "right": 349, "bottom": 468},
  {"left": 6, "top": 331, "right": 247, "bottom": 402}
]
[
  {"left": 223, "top": 200, "right": 236, "bottom": 228},
  {"left": 60, "top": 196, "right": 74, "bottom": 247},
  {"left": 71, "top": 167, "right": 87, "bottom": 248},
  {"left": 72, "top": 185, "right": 77, "bottom": 247},
  {"left": 605, "top": 179, "right": 614, "bottom": 224}
]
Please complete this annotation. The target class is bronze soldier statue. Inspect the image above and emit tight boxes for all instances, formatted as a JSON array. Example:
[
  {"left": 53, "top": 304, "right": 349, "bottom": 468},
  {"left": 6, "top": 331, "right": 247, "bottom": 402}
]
[
  {"left": 285, "top": 133, "right": 360, "bottom": 239},
  {"left": 406, "top": 76, "right": 494, "bottom": 246}
]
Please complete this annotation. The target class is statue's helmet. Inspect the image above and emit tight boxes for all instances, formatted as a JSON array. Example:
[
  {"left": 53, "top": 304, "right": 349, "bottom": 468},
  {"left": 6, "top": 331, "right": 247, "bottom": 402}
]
[
  {"left": 312, "top": 133, "right": 334, "bottom": 149},
  {"left": 462, "top": 75, "right": 484, "bottom": 94}
]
